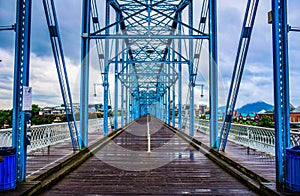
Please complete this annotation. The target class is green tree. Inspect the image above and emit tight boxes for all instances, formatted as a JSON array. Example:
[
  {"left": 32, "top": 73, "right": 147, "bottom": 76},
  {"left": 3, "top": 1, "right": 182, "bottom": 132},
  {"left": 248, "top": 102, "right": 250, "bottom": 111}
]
[
  {"left": 257, "top": 115, "right": 274, "bottom": 128},
  {"left": 0, "top": 110, "right": 12, "bottom": 128},
  {"left": 31, "top": 104, "right": 40, "bottom": 115}
]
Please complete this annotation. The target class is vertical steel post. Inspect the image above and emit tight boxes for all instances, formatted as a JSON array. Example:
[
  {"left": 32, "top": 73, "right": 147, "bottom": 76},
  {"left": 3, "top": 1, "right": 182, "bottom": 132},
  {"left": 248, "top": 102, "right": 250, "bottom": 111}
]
[
  {"left": 114, "top": 13, "right": 120, "bottom": 130},
  {"left": 12, "top": 0, "right": 32, "bottom": 182},
  {"left": 189, "top": 2, "right": 194, "bottom": 136},
  {"left": 271, "top": 0, "right": 290, "bottom": 190},
  {"left": 209, "top": 0, "right": 218, "bottom": 148},
  {"left": 161, "top": 96, "right": 164, "bottom": 121},
  {"left": 103, "top": 1, "right": 110, "bottom": 135},
  {"left": 121, "top": 42, "right": 125, "bottom": 127},
  {"left": 126, "top": 55, "right": 130, "bottom": 124},
  {"left": 172, "top": 42, "right": 176, "bottom": 126},
  {"left": 80, "top": 0, "right": 90, "bottom": 147},
  {"left": 178, "top": 13, "right": 182, "bottom": 130},
  {"left": 167, "top": 63, "right": 171, "bottom": 124}
]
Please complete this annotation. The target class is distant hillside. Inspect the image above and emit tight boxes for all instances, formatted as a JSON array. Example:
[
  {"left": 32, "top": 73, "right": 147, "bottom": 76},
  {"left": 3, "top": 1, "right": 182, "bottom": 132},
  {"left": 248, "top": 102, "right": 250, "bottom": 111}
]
[
  {"left": 218, "top": 106, "right": 226, "bottom": 113},
  {"left": 237, "top": 101, "right": 273, "bottom": 114}
]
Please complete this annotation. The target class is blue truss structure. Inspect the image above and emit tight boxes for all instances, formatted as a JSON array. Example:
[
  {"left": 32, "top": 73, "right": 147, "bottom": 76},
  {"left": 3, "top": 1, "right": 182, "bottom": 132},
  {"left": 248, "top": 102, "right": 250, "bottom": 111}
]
[
  {"left": 6, "top": 0, "right": 297, "bottom": 190},
  {"left": 80, "top": 0, "right": 218, "bottom": 140},
  {"left": 218, "top": 0, "right": 259, "bottom": 152},
  {"left": 42, "top": 0, "right": 81, "bottom": 151}
]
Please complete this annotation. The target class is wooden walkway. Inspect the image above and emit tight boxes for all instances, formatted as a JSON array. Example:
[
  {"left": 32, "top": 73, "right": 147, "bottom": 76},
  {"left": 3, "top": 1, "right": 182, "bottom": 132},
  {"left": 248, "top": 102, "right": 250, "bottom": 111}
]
[
  {"left": 2, "top": 117, "right": 285, "bottom": 195},
  {"left": 191, "top": 130, "right": 276, "bottom": 183},
  {"left": 40, "top": 116, "right": 257, "bottom": 195},
  {"left": 26, "top": 130, "right": 107, "bottom": 180}
]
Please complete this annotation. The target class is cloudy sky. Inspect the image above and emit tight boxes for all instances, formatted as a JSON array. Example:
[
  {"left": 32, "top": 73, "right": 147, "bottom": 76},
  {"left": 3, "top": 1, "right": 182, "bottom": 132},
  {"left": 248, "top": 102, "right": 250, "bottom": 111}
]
[{"left": 0, "top": 0, "right": 300, "bottom": 110}]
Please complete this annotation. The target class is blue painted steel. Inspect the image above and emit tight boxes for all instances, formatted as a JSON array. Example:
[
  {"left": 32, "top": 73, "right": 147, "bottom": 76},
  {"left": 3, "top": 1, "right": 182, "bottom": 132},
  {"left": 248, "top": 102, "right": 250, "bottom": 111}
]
[
  {"left": 91, "top": 0, "right": 203, "bottom": 125},
  {"left": 125, "top": 57, "right": 130, "bottom": 124},
  {"left": 121, "top": 42, "right": 125, "bottom": 127},
  {"left": 209, "top": 0, "right": 218, "bottom": 148},
  {"left": 12, "top": 0, "right": 32, "bottom": 182},
  {"left": 172, "top": 43, "right": 176, "bottom": 127},
  {"left": 178, "top": 13, "right": 183, "bottom": 130},
  {"left": 0, "top": 25, "right": 15, "bottom": 31},
  {"left": 192, "top": 0, "right": 209, "bottom": 86},
  {"left": 103, "top": 1, "right": 110, "bottom": 136},
  {"left": 80, "top": 0, "right": 90, "bottom": 147},
  {"left": 42, "top": 0, "right": 81, "bottom": 151},
  {"left": 189, "top": 2, "right": 194, "bottom": 136},
  {"left": 271, "top": 0, "right": 291, "bottom": 190},
  {"left": 288, "top": 27, "right": 300, "bottom": 32},
  {"left": 89, "top": 35, "right": 209, "bottom": 39},
  {"left": 218, "top": 0, "right": 259, "bottom": 152},
  {"left": 114, "top": 13, "right": 120, "bottom": 130}
]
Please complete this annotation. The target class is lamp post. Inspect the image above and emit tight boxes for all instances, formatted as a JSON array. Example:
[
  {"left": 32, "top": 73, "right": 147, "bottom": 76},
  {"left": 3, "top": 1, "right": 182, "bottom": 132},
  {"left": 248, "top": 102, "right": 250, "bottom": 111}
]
[{"left": 93, "top": 83, "right": 102, "bottom": 97}]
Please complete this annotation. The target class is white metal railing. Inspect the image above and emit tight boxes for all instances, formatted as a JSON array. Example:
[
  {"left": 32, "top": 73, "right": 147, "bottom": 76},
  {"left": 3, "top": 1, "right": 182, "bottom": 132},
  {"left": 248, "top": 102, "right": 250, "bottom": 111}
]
[
  {"left": 194, "top": 119, "right": 300, "bottom": 156},
  {"left": 2, "top": 117, "right": 300, "bottom": 155},
  {"left": 0, "top": 118, "right": 103, "bottom": 152}
]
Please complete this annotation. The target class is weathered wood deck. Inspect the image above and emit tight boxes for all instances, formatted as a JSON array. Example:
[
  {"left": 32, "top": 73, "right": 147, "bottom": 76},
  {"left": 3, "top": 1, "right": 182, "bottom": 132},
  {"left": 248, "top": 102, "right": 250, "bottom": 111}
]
[
  {"left": 2, "top": 116, "right": 285, "bottom": 195},
  {"left": 192, "top": 130, "right": 276, "bottom": 183},
  {"left": 40, "top": 116, "right": 257, "bottom": 195}
]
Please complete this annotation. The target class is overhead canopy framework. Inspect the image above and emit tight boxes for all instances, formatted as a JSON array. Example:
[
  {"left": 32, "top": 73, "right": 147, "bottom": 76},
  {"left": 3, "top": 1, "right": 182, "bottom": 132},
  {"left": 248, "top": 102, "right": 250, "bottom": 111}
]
[{"left": 80, "top": 0, "right": 218, "bottom": 139}]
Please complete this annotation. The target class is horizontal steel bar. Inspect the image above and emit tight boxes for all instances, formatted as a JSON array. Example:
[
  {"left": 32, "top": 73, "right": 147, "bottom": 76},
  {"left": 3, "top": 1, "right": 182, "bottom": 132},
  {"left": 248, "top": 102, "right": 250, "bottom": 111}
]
[
  {"left": 0, "top": 25, "right": 15, "bottom": 31},
  {"left": 111, "top": 60, "right": 189, "bottom": 64},
  {"left": 289, "top": 27, "right": 300, "bottom": 32},
  {"left": 89, "top": 34, "right": 209, "bottom": 39},
  {"left": 120, "top": 73, "right": 178, "bottom": 77}
]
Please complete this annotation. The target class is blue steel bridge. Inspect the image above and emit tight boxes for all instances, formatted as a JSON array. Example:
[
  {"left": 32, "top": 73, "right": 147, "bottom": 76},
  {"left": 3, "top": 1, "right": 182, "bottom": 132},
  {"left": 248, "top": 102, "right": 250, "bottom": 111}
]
[{"left": 0, "top": 0, "right": 299, "bottom": 195}]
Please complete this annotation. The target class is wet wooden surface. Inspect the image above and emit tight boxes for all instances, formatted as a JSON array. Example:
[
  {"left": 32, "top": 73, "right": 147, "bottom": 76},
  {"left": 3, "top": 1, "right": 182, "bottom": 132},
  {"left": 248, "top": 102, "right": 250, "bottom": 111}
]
[
  {"left": 192, "top": 130, "right": 276, "bottom": 183},
  {"left": 41, "top": 116, "right": 257, "bottom": 195},
  {"left": 26, "top": 130, "right": 107, "bottom": 179}
]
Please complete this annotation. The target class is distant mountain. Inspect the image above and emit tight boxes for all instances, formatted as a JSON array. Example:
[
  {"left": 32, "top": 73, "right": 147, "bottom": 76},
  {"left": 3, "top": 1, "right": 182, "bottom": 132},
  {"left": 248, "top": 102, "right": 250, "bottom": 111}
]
[
  {"left": 218, "top": 106, "right": 226, "bottom": 113},
  {"left": 237, "top": 101, "right": 273, "bottom": 114}
]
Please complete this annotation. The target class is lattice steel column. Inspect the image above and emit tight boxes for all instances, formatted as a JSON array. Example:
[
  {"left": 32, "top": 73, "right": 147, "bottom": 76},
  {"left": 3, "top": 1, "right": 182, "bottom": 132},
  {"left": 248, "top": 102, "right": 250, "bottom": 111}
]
[
  {"left": 12, "top": 0, "right": 32, "bottom": 182},
  {"left": 271, "top": 0, "right": 290, "bottom": 190}
]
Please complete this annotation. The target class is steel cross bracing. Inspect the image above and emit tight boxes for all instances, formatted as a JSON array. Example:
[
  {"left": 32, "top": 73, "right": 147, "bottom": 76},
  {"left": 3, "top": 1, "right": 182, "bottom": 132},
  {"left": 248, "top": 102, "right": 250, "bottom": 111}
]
[
  {"left": 42, "top": 0, "right": 81, "bottom": 151},
  {"left": 218, "top": 0, "right": 259, "bottom": 152},
  {"left": 81, "top": 0, "right": 216, "bottom": 136}
]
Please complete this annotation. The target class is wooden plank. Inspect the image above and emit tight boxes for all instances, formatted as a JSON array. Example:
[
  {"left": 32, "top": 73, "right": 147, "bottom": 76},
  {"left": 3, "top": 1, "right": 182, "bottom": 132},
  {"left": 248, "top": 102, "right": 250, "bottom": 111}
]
[
  {"left": 194, "top": 131, "right": 276, "bottom": 183},
  {"left": 41, "top": 116, "right": 258, "bottom": 195}
]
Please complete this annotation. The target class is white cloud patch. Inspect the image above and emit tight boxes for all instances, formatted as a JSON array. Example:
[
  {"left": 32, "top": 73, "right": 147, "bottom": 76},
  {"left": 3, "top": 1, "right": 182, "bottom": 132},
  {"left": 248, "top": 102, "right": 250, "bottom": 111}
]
[
  {"left": 1, "top": 0, "right": 300, "bottom": 111},
  {"left": 0, "top": 48, "right": 82, "bottom": 109}
]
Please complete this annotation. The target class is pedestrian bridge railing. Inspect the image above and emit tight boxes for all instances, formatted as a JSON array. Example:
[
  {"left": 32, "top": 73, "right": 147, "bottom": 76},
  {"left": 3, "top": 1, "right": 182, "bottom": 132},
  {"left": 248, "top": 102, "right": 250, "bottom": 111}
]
[
  {"left": 194, "top": 119, "right": 300, "bottom": 156},
  {"left": 1, "top": 118, "right": 300, "bottom": 155},
  {"left": 0, "top": 118, "right": 103, "bottom": 152}
]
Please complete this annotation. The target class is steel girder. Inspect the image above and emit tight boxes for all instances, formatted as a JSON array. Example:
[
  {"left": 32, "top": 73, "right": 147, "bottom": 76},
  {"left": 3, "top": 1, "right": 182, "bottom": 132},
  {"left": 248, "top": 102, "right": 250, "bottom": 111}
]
[
  {"left": 209, "top": 0, "right": 218, "bottom": 147},
  {"left": 271, "top": 0, "right": 290, "bottom": 190},
  {"left": 42, "top": 0, "right": 81, "bottom": 151},
  {"left": 81, "top": 0, "right": 213, "bottom": 137},
  {"left": 218, "top": 0, "right": 259, "bottom": 151},
  {"left": 12, "top": 0, "right": 32, "bottom": 182},
  {"left": 80, "top": 0, "right": 91, "bottom": 144}
]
